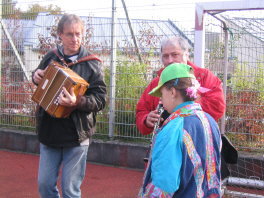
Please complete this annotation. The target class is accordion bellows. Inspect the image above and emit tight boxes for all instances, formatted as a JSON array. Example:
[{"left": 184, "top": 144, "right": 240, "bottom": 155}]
[{"left": 32, "top": 61, "right": 89, "bottom": 118}]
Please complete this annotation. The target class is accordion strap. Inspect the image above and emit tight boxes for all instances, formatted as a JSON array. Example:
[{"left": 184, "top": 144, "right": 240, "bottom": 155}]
[{"left": 53, "top": 49, "right": 102, "bottom": 67}]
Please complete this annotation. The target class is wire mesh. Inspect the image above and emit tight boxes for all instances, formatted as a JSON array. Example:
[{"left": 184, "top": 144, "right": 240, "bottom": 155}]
[
  {"left": 204, "top": 9, "right": 264, "bottom": 197},
  {"left": 0, "top": 1, "right": 263, "bottom": 196}
]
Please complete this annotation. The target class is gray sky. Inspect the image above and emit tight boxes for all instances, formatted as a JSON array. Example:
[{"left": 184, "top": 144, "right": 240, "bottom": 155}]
[
  {"left": 16, "top": 0, "right": 262, "bottom": 32},
  {"left": 53, "top": 0, "right": 238, "bottom": 19},
  {"left": 16, "top": 0, "right": 239, "bottom": 20}
]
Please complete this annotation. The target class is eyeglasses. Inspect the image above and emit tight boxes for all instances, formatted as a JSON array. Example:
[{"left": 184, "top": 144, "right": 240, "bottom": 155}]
[{"left": 62, "top": 32, "right": 82, "bottom": 39}]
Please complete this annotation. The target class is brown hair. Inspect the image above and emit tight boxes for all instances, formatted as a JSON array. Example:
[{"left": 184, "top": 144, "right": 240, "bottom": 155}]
[
  {"left": 163, "top": 77, "right": 195, "bottom": 101},
  {"left": 57, "top": 14, "right": 84, "bottom": 35}
]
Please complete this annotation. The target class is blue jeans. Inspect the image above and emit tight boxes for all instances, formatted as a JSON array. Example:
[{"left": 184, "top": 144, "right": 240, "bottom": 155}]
[{"left": 38, "top": 143, "right": 89, "bottom": 198}]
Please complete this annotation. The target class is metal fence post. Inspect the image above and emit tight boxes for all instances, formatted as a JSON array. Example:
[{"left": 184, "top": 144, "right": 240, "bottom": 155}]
[
  {"left": 209, "top": 14, "right": 229, "bottom": 135},
  {"left": 220, "top": 22, "right": 229, "bottom": 135},
  {"left": 121, "top": 0, "right": 142, "bottom": 64},
  {"left": 109, "top": 0, "right": 117, "bottom": 139}
]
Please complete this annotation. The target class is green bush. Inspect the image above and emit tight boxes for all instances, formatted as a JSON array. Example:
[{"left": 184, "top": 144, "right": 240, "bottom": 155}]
[
  {"left": 102, "top": 60, "right": 149, "bottom": 137},
  {"left": 226, "top": 62, "right": 264, "bottom": 151}
]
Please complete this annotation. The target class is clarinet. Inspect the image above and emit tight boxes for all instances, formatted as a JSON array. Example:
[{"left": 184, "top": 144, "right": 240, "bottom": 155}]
[
  {"left": 144, "top": 104, "right": 164, "bottom": 164},
  {"left": 153, "top": 103, "right": 165, "bottom": 133}
]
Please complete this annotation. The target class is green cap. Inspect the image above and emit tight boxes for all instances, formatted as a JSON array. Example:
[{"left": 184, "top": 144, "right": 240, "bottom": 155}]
[{"left": 149, "top": 63, "right": 195, "bottom": 97}]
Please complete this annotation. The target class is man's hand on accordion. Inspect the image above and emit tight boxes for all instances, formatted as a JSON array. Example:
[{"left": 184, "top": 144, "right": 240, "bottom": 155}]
[
  {"left": 59, "top": 87, "right": 78, "bottom": 107},
  {"left": 33, "top": 68, "right": 47, "bottom": 85}
]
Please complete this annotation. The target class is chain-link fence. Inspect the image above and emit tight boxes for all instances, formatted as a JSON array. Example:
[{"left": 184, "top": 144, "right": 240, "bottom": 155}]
[
  {"left": 1, "top": 0, "right": 263, "bottom": 147},
  {"left": 202, "top": 8, "right": 264, "bottom": 196},
  {"left": 204, "top": 10, "right": 264, "bottom": 153},
  {"left": 0, "top": 0, "right": 263, "bottom": 196}
]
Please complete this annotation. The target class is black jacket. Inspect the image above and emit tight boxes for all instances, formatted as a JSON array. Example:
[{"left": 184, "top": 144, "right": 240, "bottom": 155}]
[{"left": 33, "top": 46, "right": 106, "bottom": 144}]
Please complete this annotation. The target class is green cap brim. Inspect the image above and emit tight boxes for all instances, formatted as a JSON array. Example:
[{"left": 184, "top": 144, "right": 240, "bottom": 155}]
[
  {"left": 148, "top": 63, "right": 195, "bottom": 97},
  {"left": 149, "top": 85, "right": 162, "bottom": 97}
]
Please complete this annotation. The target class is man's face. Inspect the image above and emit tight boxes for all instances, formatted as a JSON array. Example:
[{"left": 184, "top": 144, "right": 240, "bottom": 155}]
[
  {"left": 161, "top": 44, "right": 188, "bottom": 67},
  {"left": 59, "top": 22, "right": 83, "bottom": 55}
]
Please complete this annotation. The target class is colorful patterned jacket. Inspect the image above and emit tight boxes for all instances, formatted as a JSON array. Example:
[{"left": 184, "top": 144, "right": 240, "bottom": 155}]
[{"left": 138, "top": 101, "right": 222, "bottom": 198}]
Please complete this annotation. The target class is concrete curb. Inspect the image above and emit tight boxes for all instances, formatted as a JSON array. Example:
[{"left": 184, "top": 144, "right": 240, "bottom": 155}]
[
  {"left": 1, "top": 128, "right": 263, "bottom": 178},
  {"left": 0, "top": 128, "right": 148, "bottom": 170}
]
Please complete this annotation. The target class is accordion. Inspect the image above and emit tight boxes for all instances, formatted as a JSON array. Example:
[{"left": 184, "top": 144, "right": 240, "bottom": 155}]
[{"left": 32, "top": 61, "right": 89, "bottom": 118}]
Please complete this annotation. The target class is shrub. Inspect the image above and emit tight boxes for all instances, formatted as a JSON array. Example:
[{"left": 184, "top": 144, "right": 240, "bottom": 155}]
[
  {"left": 101, "top": 60, "right": 149, "bottom": 138},
  {"left": 225, "top": 62, "right": 264, "bottom": 151}
]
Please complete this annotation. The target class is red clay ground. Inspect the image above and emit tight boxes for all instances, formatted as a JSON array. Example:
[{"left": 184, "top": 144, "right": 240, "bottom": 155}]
[
  {"left": 2, "top": 150, "right": 263, "bottom": 198},
  {"left": 0, "top": 150, "right": 144, "bottom": 198}
]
